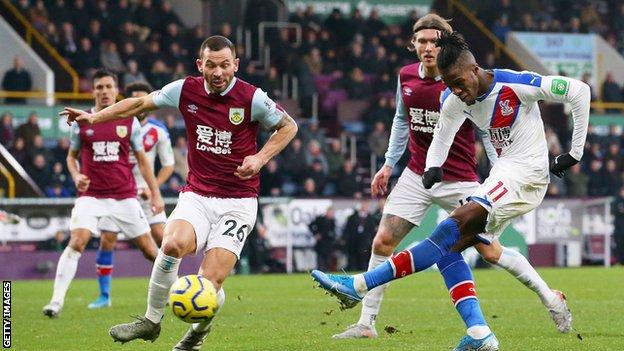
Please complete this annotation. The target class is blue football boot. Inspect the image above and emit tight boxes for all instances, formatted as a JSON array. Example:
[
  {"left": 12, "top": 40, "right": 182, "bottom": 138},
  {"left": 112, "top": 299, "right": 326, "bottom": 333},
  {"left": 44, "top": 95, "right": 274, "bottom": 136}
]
[
  {"left": 454, "top": 333, "right": 499, "bottom": 351},
  {"left": 311, "top": 270, "right": 362, "bottom": 310},
  {"left": 87, "top": 295, "right": 111, "bottom": 309}
]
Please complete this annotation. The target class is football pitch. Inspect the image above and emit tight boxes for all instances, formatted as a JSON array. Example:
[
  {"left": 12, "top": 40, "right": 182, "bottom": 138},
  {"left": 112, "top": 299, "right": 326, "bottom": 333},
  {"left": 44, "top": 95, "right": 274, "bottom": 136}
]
[{"left": 11, "top": 267, "right": 624, "bottom": 350}]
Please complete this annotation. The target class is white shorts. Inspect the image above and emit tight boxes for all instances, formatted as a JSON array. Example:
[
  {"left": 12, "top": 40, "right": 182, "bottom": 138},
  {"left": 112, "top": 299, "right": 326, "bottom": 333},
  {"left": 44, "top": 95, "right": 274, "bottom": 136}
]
[
  {"left": 384, "top": 167, "right": 479, "bottom": 226},
  {"left": 99, "top": 196, "right": 167, "bottom": 234},
  {"left": 70, "top": 197, "right": 151, "bottom": 239},
  {"left": 138, "top": 196, "right": 167, "bottom": 225},
  {"left": 470, "top": 158, "right": 548, "bottom": 243},
  {"left": 168, "top": 191, "right": 258, "bottom": 258}
]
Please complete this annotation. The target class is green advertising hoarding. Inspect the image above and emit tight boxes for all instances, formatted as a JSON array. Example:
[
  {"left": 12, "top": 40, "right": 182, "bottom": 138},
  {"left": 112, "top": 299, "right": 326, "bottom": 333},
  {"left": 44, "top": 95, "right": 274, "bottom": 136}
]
[
  {"left": 513, "top": 32, "right": 594, "bottom": 80},
  {"left": 0, "top": 105, "right": 86, "bottom": 140}
]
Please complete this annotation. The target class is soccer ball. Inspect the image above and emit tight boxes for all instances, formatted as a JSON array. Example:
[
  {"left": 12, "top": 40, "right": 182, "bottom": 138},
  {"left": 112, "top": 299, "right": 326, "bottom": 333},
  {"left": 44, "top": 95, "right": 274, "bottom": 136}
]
[{"left": 169, "top": 275, "right": 218, "bottom": 323}]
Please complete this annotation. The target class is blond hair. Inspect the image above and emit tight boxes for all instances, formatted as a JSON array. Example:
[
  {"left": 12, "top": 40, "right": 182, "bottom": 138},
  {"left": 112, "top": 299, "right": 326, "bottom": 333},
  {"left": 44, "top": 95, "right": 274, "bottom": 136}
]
[{"left": 407, "top": 13, "right": 453, "bottom": 52}]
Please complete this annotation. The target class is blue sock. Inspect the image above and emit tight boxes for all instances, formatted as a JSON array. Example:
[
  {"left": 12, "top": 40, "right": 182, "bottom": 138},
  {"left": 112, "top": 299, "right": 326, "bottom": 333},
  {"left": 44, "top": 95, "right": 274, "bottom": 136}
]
[
  {"left": 363, "top": 218, "right": 461, "bottom": 290},
  {"left": 437, "top": 253, "right": 487, "bottom": 329},
  {"left": 95, "top": 250, "right": 113, "bottom": 298}
]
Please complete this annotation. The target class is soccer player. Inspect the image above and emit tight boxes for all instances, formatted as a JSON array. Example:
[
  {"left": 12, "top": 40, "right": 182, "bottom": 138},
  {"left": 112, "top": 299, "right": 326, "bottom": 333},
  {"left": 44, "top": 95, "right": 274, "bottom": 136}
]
[
  {"left": 61, "top": 36, "right": 298, "bottom": 350},
  {"left": 43, "top": 69, "right": 164, "bottom": 318},
  {"left": 88, "top": 82, "right": 175, "bottom": 309},
  {"left": 312, "top": 31, "right": 589, "bottom": 350},
  {"left": 333, "top": 14, "right": 572, "bottom": 340}
]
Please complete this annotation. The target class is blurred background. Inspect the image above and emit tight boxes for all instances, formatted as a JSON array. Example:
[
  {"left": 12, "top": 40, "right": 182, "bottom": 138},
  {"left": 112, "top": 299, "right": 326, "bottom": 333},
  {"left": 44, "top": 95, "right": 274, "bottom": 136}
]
[{"left": 0, "top": 0, "right": 622, "bottom": 279}]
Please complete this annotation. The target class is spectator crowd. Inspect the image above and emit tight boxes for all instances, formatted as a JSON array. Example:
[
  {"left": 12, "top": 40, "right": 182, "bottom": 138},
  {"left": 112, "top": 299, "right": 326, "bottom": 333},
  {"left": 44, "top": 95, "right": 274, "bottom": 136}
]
[{"left": 1, "top": 1, "right": 623, "bottom": 200}]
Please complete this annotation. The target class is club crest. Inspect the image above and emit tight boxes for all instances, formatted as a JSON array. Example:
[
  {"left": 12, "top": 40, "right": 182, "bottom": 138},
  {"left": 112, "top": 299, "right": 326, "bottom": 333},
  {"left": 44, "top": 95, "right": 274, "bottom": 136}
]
[
  {"left": 116, "top": 125, "right": 128, "bottom": 138},
  {"left": 229, "top": 108, "right": 244, "bottom": 125}
]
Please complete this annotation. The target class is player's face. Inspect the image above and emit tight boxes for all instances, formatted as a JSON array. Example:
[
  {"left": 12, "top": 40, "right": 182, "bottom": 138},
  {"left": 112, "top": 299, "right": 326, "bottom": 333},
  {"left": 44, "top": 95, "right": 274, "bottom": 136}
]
[
  {"left": 197, "top": 47, "right": 239, "bottom": 94},
  {"left": 442, "top": 64, "right": 480, "bottom": 105},
  {"left": 93, "top": 76, "right": 118, "bottom": 109},
  {"left": 413, "top": 29, "right": 440, "bottom": 68},
  {"left": 131, "top": 91, "right": 150, "bottom": 121}
]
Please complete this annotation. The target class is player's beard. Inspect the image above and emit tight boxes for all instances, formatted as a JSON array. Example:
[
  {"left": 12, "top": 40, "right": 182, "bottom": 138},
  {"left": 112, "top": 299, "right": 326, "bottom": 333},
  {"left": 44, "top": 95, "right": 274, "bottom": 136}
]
[{"left": 208, "top": 75, "right": 230, "bottom": 94}]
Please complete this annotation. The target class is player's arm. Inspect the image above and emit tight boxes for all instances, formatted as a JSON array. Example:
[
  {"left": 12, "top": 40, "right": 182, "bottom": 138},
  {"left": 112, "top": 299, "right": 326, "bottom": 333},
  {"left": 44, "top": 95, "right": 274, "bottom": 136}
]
[
  {"left": 155, "top": 132, "right": 175, "bottom": 187},
  {"left": 477, "top": 127, "right": 498, "bottom": 166},
  {"left": 131, "top": 119, "right": 164, "bottom": 213},
  {"left": 61, "top": 79, "right": 184, "bottom": 125},
  {"left": 135, "top": 150, "right": 164, "bottom": 213},
  {"left": 521, "top": 74, "right": 590, "bottom": 176},
  {"left": 372, "top": 77, "right": 409, "bottom": 197},
  {"left": 61, "top": 94, "right": 158, "bottom": 125},
  {"left": 423, "top": 95, "right": 465, "bottom": 188},
  {"left": 235, "top": 89, "right": 298, "bottom": 180},
  {"left": 66, "top": 123, "right": 90, "bottom": 192}
]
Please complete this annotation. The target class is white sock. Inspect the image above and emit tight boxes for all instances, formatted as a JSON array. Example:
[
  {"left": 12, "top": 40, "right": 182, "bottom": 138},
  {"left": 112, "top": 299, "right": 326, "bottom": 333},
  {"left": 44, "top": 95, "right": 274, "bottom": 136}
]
[
  {"left": 495, "top": 247, "right": 557, "bottom": 306},
  {"left": 467, "top": 325, "right": 492, "bottom": 339},
  {"left": 192, "top": 288, "right": 226, "bottom": 332},
  {"left": 357, "top": 253, "right": 390, "bottom": 327},
  {"left": 50, "top": 247, "right": 82, "bottom": 306},
  {"left": 145, "top": 250, "right": 181, "bottom": 324}
]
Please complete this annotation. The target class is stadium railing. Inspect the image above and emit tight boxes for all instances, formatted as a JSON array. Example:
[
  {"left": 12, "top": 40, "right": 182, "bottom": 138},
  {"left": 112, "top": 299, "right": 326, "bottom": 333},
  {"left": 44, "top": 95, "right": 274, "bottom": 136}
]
[{"left": 0, "top": 0, "right": 79, "bottom": 93}]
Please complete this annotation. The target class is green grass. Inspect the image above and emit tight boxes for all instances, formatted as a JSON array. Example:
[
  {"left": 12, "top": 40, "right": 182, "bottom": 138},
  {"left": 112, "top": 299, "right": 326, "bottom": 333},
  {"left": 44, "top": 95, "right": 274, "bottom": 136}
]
[{"left": 11, "top": 267, "right": 624, "bottom": 350}]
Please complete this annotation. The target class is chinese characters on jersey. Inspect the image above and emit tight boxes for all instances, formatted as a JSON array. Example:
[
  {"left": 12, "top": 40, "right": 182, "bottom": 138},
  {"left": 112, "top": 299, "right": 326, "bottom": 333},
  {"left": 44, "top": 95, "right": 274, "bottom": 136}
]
[
  {"left": 409, "top": 108, "right": 440, "bottom": 133},
  {"left": 92, "top": 141, "right": 120, "bottom": 162},
  {"left": 196, "top": 125, "right": 233, "bottom": 155}
]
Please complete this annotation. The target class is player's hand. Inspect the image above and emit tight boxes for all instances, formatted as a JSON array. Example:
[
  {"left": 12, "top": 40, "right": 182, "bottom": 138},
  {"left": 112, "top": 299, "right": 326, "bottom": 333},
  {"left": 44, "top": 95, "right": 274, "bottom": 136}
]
[
  {"left": 235, "top": 155, "right": 265, "bottom": 180},
  {"left": 151, "top": 192, "right": 164, "bottom": 214},
  {"left": 59, "top": 107, "right": 94, "bottom": 126},
  {"left": 550, "top": 153, "right": 579, "bottom": 178},
  {"left": 371, "top": 165, "right": 392, "bottom": 197},
  {"left": 73, "top": 174, "right": 90, "bottom": 193},
  {"left": 138, "top": 187, "right": 151, "bottom": 200},
  {"left": 422, "top": 167, "right": 443, "bottom": 189}
]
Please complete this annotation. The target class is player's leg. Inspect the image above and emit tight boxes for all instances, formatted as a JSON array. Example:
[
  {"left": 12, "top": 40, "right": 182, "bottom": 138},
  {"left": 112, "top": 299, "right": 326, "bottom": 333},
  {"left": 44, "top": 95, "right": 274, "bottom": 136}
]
[
  {"left": 173, "top": 197, "right": 257, "bottom": 350},
  {"left": 109, "top": 193, "right": 208, "bottom": 343},
  {"left": 475, "top": 241, "right": 571, "bottom": 333},
  {"left": 334, "top": 169, "right": 424, "bottom": 339},
  {"left": 144, "top": 196, "right": 167, "bottom": 247},
  {"left": 43, "top": 228, "right": 92, "bottom": 318},
  {"left": 88, "top": 229, "right": 118, "bottom": 309},
  {"left": 333, "top": 214, "right": 414, "bottom": 339},
  {"left": 44, "top": 197, "right": 102, "bottom": 318},
  {"left": 109, "top": 220, "right": 196, "bottom": 343},
  {"left": 131, "top": 232, "right": 159, "bottom": 261},
  {"left": 150, "top": 222, "right": 165, "bottom": 247},
  {"left": 322, "top": 202, "right": 487, "bottom": 298},
  {"left": 173, "top": 248, "right": 234, "bottom": 351}
]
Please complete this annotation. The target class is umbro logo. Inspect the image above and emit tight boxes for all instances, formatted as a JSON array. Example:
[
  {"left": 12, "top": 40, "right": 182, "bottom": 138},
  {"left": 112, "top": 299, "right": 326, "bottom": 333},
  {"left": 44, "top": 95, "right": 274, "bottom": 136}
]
[
  {"left": 403, "top": 87, "right": 412, "bottom": 96},
  {"left": 187, "top": 104, "right": 198, "bottom": 114}
]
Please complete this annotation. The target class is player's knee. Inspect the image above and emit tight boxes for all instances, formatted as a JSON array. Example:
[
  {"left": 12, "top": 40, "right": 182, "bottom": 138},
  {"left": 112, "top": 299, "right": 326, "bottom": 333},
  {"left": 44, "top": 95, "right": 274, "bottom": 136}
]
[
  {"left": 161, "top": 238, "right": 184, "bottom": 258},
  {"left": 479, "top": 249, "right": 500, "bottom": 264},
  {"left": 68, "top": 236, "right": 87, "bottom": 252},
  {"left": 100, "top": 235, "right": 117, "bottom": 250},
  {"left": 372, "top": 230, "right": 397, "bottom": 256},
  {"left": 449, "top": 203, "right": 488, "bottom": 237},
  {"left": 476, "top": 242, "right": 502, "bottom": 264}
]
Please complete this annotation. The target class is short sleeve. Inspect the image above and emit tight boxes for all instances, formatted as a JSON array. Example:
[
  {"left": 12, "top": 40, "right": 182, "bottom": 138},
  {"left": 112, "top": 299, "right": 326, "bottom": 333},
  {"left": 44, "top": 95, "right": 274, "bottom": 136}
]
[
  {"left": 250, "top": 89, "right": 285, "bottom": 128},
  {"left": 157, "top": 129, "right": 175, "bottom": 167},
  {"left": 130, "top": 118, "right": 143, "bottom": 152},
  {"left": 152, "top": 79, "right": 184, "bottom": 108},
  {"left": 69, "top": 123, "right": 81, "bottom": 151}
]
